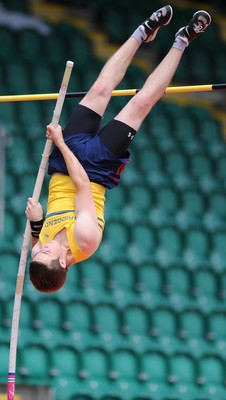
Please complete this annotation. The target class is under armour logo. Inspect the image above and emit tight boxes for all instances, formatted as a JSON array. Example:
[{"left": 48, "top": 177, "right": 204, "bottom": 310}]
[{"left": 128, "top": 132, "right": 134, "bottom": 140}]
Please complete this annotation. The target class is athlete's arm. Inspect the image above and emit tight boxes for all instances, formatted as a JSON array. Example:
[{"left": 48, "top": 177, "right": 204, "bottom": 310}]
[
  {"left": 46, "top": 123, "right": 101, "bottom": 254},
  {"left": 25, "top": 197, "right": 44, "bottom": 248}
]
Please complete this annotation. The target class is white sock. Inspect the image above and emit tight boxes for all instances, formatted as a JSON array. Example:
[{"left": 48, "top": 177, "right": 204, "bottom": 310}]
[
  {"left": 132, "top": 26, "right": 146, "bottom": 43},
  {"left": 172, "top": 35, "right": 189, "bottom": 52}
]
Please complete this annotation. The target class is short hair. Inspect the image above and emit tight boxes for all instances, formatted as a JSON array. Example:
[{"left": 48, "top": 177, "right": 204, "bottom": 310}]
[{"left": 29, "top": 258, "right": 68, "bottom": 293}]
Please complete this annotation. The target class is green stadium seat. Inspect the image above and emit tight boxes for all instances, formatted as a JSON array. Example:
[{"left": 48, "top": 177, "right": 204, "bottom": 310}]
[
  {"left": 0, "top": 252, "right": 18, "bottom": 297},
  {"left": 92, "top": 303, "right": 122, "bottom": 350},
  {"left": 180, "top": 138, "right": 202, "bottom": 159},
  {"left": 99, "top": 221, "right": 130, "bottom": 263},
  {"left": 31, "top": 64, "right": 57, "bottom": 93},
  {"left": 219, "top": 270, "right": 226, "bottom": 306},
  {"left": 131, "top": 127, "right": 153, "bottom": 155},
  {"left": 103, "top": 8, "right": 126, "bottom": 43},
  {"left": 32, "top": 298, "right": 65, "bottom": 347},
  {"left": 7, "top": 143, "right": 32, "bottom": 176},
  {"left": 197, "top": 355, "right": 226, "bottom": 400},
  {"left": 155, "top": 227, "right": 182, "bottom": 269},
  {"left": 189, "top": 51, "right": 213, "bottom": 83},
  {"left": 7, "top": 132, "right": 30, "bottom": 156},
  {"left": 210, "top": 231, "right": 226, "bottom": 272},
  {"left": 204, "top": 191, "right": 226, "bottom": 232},
  {"left": 105, "top": 185, "right": 126, "bottom": 221},
  {"left": 42, "top": 31, "right": 68, "bottom": 67},
  {"left": 62, "top": 301, "right": 93, "bottom": 349},
  {"left": 79, "top": 347, "right": 110, "bottom": 398},
  {"left": 7, "top": 62, "right": 31, "bottom": 93},
  {"left": 206, "top": 312, "right": 226, "bottom": 357},
  {"left": 168, "top": 353, "right": 198, "bottom": 400},
  {"left": 5, "top": 167, "right": 20, "bottom": 197},
  {"left": 174, "top": 58, "right": 191, "bottom": 83},
  {"left": 70, "top": 36, "right": 93, "bottom": 68},
  {"left": 0, "top": 250, "right": 19, "bottom": 282},
  {"left": 18, "top": 343, "right": 50, "bottom": 385},
  {"left": 18, "top": 296, "right": 36, "bottom": 345},
  {"left": 107, "top": 261, "right": 136, "bottom": 305},
  {"left": 18, "top": 174, "right": 36, "bottom": 198},
  {"left": 3, "top": 295, "right": 35, "bottom": 346},
  {"left": 0, "top": 301, "right": 4, "bottom": 332},
  {"left": 121, "top": 163, "right": 145, "bottom": 187},
  {"left": 149, "top": 186, "right": 179, "bottom": 227},
  {"left": 135, "top": 263, "right": 164, "bottom": 308},
  {"left": 198, "top": 118, "right": 222, "bottom": 144},
  {"left": 172, "top": 170, "right": 196, "bottom": 192},
  {"left": 191, "top": 269, "right": 220, "bottom": 312},
  {"left": 183, "top": 229, "right": 210, "bottom": 270},
  {"left": 0, "top": 26, "right": 17, "bottom": 60},
  {"left": 139, "top": 351, "right": 170, "bottom": 399},
  {"left": 121, "top": 305, "right": 150, "bottom": 352},
  {"left": 150, "top": 307, "right": 179, "bottom": 355},
  {"left": 109, "top": 349, "right": 140, "bottom": 399},
  {"left": 165, "top": 151, "right": 188, "bottom": 177},
  {"left": 138, "top": 149, "right": 163, "bottom": 176},
  {"left": 198, "top": 175, "right": 220, "bottom": 196},
  {"left": 173, "top": 115, "right": 198, "bottom": 143},
  {"left": 62, "top": 266, "right": 80, "bottom": 295},
  {"left": 3, "top": 212, "right": 18, "bottom": 242},
  {"left": 147, "top": 113, "right": 172, "bottom": 145},
  {"left": 18, "top": 29, "right": 43, "bottom": 62},
  {"left": 214, "top": 52, "right": 226, "bottom": 82},
  {"left": 164, "top": 267, "right": 192, "bottom": 311},
  {"left": 178, "top": 309, "right": 208, "bottom": 357},
  {"left": 76, "top": 259, "right": 108, "bottom": 303},
  {"left": 128, "top": 224, "right": 156, "bottom": 265},
  {"left": 206, "top": 137, "right": 226, "bottom": 161},
  {"left": 123, "top": 184, "right": 153, "bottom": 224},
  {"left": 17, "top": 101, "right": 43, "bottom": 126},
  {"left": 190, "top": 154, "right": 213, "bottom": 180},
  {"left": 0, "top": 344, "right": 10, "bottom": 383},
  {"left": 51, "top": 376, "right": 81, "bottom": 400},
  {"left": 49, "top": 345, "right": 79, "bottom": 378},
  {"left": 177, "top": 189, "right": 206, "bottom": 230},
  {"left": 216, "top": 156, "right": 226, "bottom": 182}
]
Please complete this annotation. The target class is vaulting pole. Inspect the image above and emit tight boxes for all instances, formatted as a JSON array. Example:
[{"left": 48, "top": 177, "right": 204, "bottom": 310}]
[{"left": 7, "top": 60, "right": 74, "bottom": 400}]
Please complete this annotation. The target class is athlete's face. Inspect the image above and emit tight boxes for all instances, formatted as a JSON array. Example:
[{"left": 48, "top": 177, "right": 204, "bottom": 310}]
[{"left": 32, "top": 241, "right": 66, "bottom": 267}]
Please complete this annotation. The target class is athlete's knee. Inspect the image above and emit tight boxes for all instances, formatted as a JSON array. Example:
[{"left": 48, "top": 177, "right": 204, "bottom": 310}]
[
  {"left": 89, "top": 77, "right": 112, "bottom": 99},
  {"left": 131, "top": 91, "right": 159, "bottom": 118}
]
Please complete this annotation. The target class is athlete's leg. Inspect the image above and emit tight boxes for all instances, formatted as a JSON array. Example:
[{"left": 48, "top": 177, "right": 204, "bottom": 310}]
[
  {"left": 114, "top": 47, "right": 182, "bottom": 131},
  {"left": 98, "top": 10, "right": 211, "bottom": 157},
  {"left": 80, "top": 5, "right": 173, "bottom": 118},
  {"left": 114, "top": 10, "right": 211, "bottom": 131}
]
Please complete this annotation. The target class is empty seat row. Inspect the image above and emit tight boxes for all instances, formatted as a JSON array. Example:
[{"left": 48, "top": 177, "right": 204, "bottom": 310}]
[
  {"left": 2, "top": 290, "right": 226, "bottom": 356},
  {"left": 2, "top": 246, "right": 226, "bottom": 305},
  {"left": 1, "top": 342, "right": 226, "bottom": 399}
]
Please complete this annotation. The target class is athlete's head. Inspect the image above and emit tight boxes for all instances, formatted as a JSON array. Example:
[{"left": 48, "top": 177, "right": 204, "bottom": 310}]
[{"left": 30, "top": 241, "right": 68, "bottom": 293}]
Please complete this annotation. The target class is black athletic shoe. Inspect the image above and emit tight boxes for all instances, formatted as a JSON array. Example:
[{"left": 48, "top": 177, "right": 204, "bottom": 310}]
[
  {"left": 175, "top": 10, "right": 211, "bottom": 44},
  {"left": 140, "top": 5, "right": 173, "bottom": 42}
]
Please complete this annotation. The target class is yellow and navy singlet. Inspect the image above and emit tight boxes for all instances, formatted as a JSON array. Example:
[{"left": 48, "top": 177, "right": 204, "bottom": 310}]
[{"left": 39, "top": 174, "right": 106, "bottom": 264}]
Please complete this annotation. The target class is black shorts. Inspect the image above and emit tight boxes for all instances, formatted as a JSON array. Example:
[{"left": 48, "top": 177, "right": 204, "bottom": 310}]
[
  {"left": 48, "top": 105, "right": 137, "bottom": 189},
  {"left": 63, "top": 104, "right": 137, "bottom": 158}
]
